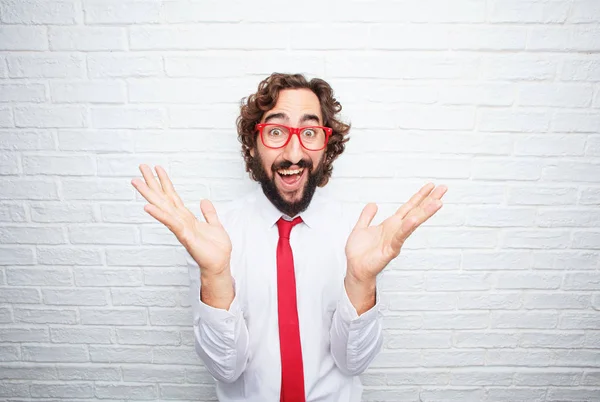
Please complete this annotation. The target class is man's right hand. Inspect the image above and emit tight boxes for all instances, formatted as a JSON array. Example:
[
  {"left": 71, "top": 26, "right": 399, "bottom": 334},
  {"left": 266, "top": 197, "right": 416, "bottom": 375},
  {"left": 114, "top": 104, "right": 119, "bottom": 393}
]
[{"left": 131, "top": 164, "right": 232, "bottom": 278}]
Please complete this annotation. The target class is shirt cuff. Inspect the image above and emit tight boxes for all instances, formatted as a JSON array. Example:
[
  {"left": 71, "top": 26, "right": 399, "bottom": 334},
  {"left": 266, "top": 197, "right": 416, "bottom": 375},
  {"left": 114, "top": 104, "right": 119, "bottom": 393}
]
[
  {"left": 193, "top": 277, "right": 241, "bottom": 331},
  {"left": 337, "top": 280, "right": 381, "bottom": 326}
]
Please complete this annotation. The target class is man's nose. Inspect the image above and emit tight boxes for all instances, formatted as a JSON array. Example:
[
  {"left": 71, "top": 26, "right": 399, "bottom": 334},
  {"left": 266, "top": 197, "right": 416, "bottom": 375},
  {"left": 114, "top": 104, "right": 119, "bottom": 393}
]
[{"left": 282, "top": 133, "right": 304, "bottom": 164}]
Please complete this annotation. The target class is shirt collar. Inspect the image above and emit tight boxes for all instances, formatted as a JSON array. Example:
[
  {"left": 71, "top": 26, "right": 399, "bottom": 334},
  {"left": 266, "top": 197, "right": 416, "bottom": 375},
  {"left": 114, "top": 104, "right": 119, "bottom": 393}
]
[{"left": 255, "top": 187, "right": 322, "bottom": 230}]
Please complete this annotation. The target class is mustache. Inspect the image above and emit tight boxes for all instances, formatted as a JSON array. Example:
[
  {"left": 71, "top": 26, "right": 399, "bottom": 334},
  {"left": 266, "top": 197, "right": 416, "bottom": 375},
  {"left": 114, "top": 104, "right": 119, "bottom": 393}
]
[{"left": 272, "top": 159, "right": 312, "bottom": 171}]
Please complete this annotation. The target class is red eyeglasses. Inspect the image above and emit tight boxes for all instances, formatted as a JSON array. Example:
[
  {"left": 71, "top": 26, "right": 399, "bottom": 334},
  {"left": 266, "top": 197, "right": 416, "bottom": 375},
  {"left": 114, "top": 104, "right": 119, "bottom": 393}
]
[{"left": 255, "top": 123, "right": 333, "bottom": 151}]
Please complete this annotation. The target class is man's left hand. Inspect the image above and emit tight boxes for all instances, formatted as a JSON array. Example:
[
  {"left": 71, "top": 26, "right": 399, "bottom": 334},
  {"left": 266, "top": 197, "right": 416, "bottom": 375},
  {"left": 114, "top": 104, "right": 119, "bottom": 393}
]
[{"left": 345, "top": 183, "right": 448, "bottom": 284}]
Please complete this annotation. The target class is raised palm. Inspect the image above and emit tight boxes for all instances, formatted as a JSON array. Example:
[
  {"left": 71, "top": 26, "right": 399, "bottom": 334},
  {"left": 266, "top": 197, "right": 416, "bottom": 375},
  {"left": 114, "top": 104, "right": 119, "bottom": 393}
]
[
  {"left": 131, "top": 164, "right": 231, "bottom": 275},
  {"left": 345, "top": 183, "right": 447, "bottom": 282}
]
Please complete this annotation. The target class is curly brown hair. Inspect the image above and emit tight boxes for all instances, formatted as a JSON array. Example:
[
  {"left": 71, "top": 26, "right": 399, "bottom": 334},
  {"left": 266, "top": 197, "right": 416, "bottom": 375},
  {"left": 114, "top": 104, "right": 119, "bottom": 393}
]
[{"left": 236, "top": 73, "right": 351, "bottom": 187}]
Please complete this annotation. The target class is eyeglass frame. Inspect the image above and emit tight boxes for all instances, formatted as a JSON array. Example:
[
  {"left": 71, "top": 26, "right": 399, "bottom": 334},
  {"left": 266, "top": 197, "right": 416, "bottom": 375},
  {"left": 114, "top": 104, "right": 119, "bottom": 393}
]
[{"left": 254, "top": 123, "right": 333, "bottom": 151}]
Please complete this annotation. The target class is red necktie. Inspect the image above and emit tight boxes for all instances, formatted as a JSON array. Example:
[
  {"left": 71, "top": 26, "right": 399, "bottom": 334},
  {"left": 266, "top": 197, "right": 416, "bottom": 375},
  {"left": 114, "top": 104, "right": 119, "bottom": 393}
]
[{"left": 276, "top": 217, "right": 305, "bottom": 402}]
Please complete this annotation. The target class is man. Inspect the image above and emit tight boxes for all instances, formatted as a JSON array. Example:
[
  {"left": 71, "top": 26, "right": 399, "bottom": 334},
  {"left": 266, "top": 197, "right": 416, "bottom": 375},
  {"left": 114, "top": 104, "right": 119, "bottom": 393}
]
[{"left": 131, "top": 73, "right": 447, "bottom": 401}]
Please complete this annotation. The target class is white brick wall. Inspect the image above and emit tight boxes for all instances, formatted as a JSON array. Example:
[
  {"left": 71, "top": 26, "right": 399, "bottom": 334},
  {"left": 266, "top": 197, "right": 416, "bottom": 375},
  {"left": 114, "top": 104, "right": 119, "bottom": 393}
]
[{"left": 0, "top": 0, "right": 599, "bottom": 401}]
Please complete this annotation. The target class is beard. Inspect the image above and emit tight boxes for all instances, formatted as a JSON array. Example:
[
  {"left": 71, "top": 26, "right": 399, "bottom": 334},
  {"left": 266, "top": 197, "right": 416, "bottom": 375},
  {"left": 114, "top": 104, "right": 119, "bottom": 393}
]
[{"left": 249, "top": 151, "right": 325, "bottom": 218}]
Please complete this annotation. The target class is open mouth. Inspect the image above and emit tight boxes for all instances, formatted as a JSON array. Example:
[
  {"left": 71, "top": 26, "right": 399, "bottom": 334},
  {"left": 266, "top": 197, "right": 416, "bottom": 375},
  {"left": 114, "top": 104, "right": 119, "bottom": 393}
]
[{"left": 276, "top": 167, "right": 306, "bottom": 191}]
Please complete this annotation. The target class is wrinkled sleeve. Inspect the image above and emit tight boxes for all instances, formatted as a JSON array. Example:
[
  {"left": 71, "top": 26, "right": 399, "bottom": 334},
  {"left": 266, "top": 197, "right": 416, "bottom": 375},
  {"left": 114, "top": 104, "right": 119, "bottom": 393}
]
[
  {"left": 188, "top": 256, "right": 250, "bottom": 383},
  {"left": 329, "top": 279, "right": 383, "bottom": 376}
]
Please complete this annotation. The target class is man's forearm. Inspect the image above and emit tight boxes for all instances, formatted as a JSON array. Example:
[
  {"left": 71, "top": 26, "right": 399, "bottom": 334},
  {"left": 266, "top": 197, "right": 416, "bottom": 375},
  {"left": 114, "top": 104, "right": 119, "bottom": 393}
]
[
  {"left": 344, "top": 267, "right": 376, "bottom": 316},
  {"left": 200, "top": 267, "right": 235, "bottom": 310}
]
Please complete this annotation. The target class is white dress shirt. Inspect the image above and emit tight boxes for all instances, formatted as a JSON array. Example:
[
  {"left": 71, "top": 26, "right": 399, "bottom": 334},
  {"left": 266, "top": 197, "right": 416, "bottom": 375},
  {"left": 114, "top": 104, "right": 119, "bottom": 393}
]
[{"left": 187, "top": 187, "right": 383, "bottom": 402}]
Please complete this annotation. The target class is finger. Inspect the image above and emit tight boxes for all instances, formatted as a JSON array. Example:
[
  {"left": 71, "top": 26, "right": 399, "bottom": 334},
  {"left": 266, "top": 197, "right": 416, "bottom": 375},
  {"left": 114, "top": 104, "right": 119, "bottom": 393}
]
[
  {"left": 131, "top": 178, "right": 173, "bottom": 213},
  {"left": 143, "top": 203, "right": 183, "bottom": 234},
  {"left": 353, "top": 203, "right": 378, "bottom": 230},
  {"left": 200, "top": 199, "right": 221, "bottom": 226},
  {"left": 139, "top": 164, "right": 163, "bottom": 194},
  {"left": 395, "top": 183, "right": 435, "bottom": 219},
  {"left": 394, "top": 197, "right": 444, "bottom": 248},
  {"left": 155, "top": 165, "right": 184, "bottom": 208}
]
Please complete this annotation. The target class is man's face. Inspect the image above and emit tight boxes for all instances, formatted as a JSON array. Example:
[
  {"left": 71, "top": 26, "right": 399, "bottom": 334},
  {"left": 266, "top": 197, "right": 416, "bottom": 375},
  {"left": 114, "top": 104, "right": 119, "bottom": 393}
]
[{"left": 250, "top": 88, "right": 327, "bottom": 217}]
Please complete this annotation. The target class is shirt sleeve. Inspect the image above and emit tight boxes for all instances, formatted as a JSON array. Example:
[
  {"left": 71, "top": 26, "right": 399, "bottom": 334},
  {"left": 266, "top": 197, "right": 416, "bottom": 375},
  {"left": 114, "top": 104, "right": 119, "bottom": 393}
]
[
  {"left": 329, "top": 279, "right": 384, "bottom": 376},
  {"left": 188, "top": 256, "right": 250, "bottom": 383}
]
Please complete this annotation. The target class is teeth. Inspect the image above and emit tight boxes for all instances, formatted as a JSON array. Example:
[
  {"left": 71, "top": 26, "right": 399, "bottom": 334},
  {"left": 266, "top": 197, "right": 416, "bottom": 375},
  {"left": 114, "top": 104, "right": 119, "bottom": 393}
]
[{"left": 278, "top": 168, "right": 303, "bottom": 176}]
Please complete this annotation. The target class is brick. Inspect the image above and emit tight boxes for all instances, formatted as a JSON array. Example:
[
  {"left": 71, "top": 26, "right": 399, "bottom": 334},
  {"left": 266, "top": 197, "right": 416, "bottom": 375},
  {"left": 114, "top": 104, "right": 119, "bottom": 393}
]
[
  {"left": 426, "top": 229, "right": 497, "bottom": 249},
  {"left": 362, "top": 387, "right": 420, "bottom": 401},
  {"left": 74, "top": 267, "right": 142, "bottom": 287},
  {"left": 84, "top": 0, "right": 162, "bottom": 24},
  {"left": 0, "top": 327, "right": 49, "bottom": 342},
  {"left": 562, "top": 59, "right": 600, "bottom": 81},
  {"left": 485, "top": 387, "right": 547, "bottom": 401},
  {"left": 490, "top": 0, "right": 569, "bottom": 22},
  {"left": 0, "top": 307, "right": 11, "bottom": 323},
  {"left": 130, "top": 25, "right": 287, "bottom": 50},
  {"left": 169, "top": 105, "right": 238, "bottom": 129},
  {"left": 479, "top": 109, "right": 550, "bottom": 132},
  {"left": 569, "top": 0, "right": 600, "bottom": 22},
  {"left": 533, "top": 251, "right": 600, "bottom": 269},
  {"left": 49, "top": 26, "right": 126, "bottom": 51},
  {"left": 58, "top": 365, "right": 120, "bottom": 380},
  {"left": 507, "top": 185, "right": 578, "bottom": 206},
  {"left": 462, "top": 250, "right": 531, "bottom": 270},
  {"left": 0, "top": 83, "right": 46, "bottom": 102},
  {"left": 450, "top": 369, "right": 513, "bottom": 386},
  {"left": 502, "top": 230, "right": 570, "bottom": 249},
  {"left": 144, "top": 268, "right": 188, "bottom": 286},
  {"left": 111, "top": 288, "right": 179, "bottom": 307},
  {"left": 23, "top": 154, "right": 96, "bottom": 176},
  {"left": 51, "top": 327, "right": 112, "bottom": 343},
  {"left": 30, "top": 202, "right": 95, "bottom": 223},
  {"left": 514, "top": 369, "right": 582, "bottom": 386},
  {"left": 80, "top": 308, "right": 147, "bottom": 325},
  {"left": 0, "top": 0, "right": 78, "bottom": 24},
  {"left": 90, "top": 346, "right": 152, "bottom": 363},
  {"left": 465, "top": 207, "right": 536, "bottom": 227},
  {"left": 91, "top": 106, "right": 166, "bottom": 129},
  {"left": 160, "top": 384, "right": 217, "bottom": 400},
  {"left": 123, "top": 365, "right": 186, "bottom": 383},
  {"left": 560, "top": 313, "right": 600, "bottom": 330},
  {"left": 572, "top": 231, "right": 600, "bottom": 249},
  {"left": 0, "top": 247, "right": 34, "bottom": 264},
  {"left": 496, "top": 272, "right": 562, "bottom": 289},
  {"left": 0, "top": 26, "right": 47, "bottom": 50},
  {"left": 335, "top": 155, "right": 470, "bottom": 179},
  {"left": 7, "top": 53, "right": 84, "bottom": 78},
  {"left": 141, "top": 225, "right": 180, "bottom": 246},
  {"left": 0, "top": 287, "right": 40, "bottom": 303},
  {"left": 385, "top": 293, "right": 456, "bottom": 311},
  {"left": 554, "top": 350, "right": 600, "bottom": 367},
  {"left": 88, "top": 53, "right": 163, "bottom": 78},
  {"left": 42, "top": 288, "right": 108, "bottom": 306},
  {"left": 185, "top": 367, "right": 215, "bottom": 384},
  {"left": 454, "top": 332, "right": 519, "bottom": 348},
  {"left": 30, "top": 383, "right": 94, "bottom": 398},
  {"left": 101, "top": 203, "right": 156, "bottom": 224},
  {"left": 0, "top": 365, "right": 57, "bottom": 380},
  {"left": 0, "top": 107, "right": 13, "bottom": 127},
  {"left": 149, "top": 308, "right": 191, "bottom": 326},
  {"left": 58, "top": 130, "right": 133, "bottom": 152},
  {"left": 116, "top": 328, "right": 180, "bottom": 346},
  {"left": 62, "top": 179, "right": 135, "bottom": 201},
  {"left": 95, "top": 384, "right": 157, "bottom": 400},
  {"left": 458, "top": 293, "right": 521, "bottom": 310},
  {"left": 152, "top": 346, "right": 199, "bottom": 365},
  {"left": 520, "top": 332, "right": 585, "bottom": 348},
  {"left": 0, "top": 152, "right": 19, "bottom": 174},
  {"left": 51, "top": 81, "right": 126, "bottom": 103},
  {"left": 0, "top": 204, "right": 26, "bottom": 223},
  {"left": 106, "top": 247, "right": 187, "bottom": 267},
  {"left": 37, "top": 247, "right": 103, "bottom": 265},
  {"left": 425, "top": 273, "right": 491, "bottom": 291},
  {"left": 14, "top": 307, "right": 77, "bottom": 324},
  {"left": 450, "top": 26, "right": 527, "bottom": 50},
  {"left": 22, "top": 345, "right": 88, "bottom": 362},
  {"left": 422, "top": 350, "right": 485, "bottom": 367},
  {"left": 515, "top": 134, "right": 586, "bottom": 157},
  {"left": 580, "top": 187, "right": 600, "bottom": 205},
  {"left": 519, "top": 84, "right": 593, "bottom": 107},
  {"left": 547, "top": 388, "right": 600, "bottom": 401},
  {"left": 97, "top": 155, "right": 169, "bottom": 177},
  {"left": 492, "top": 311, "right": 558, "bottom": 329},
  {"left": 422, "top": 312, "right": 488, "bottom": 329},
  {"left": 551, "top": 112, "right": 600, "bottom": 133},
  {"left": 293, "top": 23, "right": 370, "bottom": 50},
  {"left": 0, "top": 130, "right": 54, "bottom": 150},
  {"left": 488, "top": 349, "right": 554, "bottom": 366},
  {"left": 529, "top": 26, "right": 600, "bottom": 51},
  {"left": 472, "top": 158, "right": 542, "bottom": 181},
  {"left": 68, "top": 224, "right": 137, "bottom": 245},
  {"left": 15, "top": 105, "right": 86, "bottom": 128},
  {"left": 524, "top": 293, "right": 591, "bottom": 309},
  {"left": 537, "top": 210, "right": 600, "bottom": 228},
  {"left": 0, "top": 381, "right": 28, "bottom": 396},
  {"left": 582, "top": 371, "right": 600, "bottom": 385},
  {"left": 482, "top": 55, "right": 557, "bottom": 81},
  {"left": 384, "top": 331, "right": 451, "bottom": 349}
]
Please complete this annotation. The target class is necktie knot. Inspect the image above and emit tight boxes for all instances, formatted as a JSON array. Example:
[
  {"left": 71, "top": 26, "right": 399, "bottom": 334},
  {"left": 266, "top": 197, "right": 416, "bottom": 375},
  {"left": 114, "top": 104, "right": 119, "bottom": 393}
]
[{"left": 277, "top": 216, "right": 302, "bottom": 239}]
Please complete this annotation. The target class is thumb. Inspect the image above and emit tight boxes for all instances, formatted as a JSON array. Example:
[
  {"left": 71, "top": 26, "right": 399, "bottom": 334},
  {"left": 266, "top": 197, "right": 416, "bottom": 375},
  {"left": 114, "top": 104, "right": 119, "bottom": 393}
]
[
  {"left": 200, "top": 199, "right": 220, "bottom": 226},
  {"left": 353, "top": 203, "right": 378, "bottom": 230}
]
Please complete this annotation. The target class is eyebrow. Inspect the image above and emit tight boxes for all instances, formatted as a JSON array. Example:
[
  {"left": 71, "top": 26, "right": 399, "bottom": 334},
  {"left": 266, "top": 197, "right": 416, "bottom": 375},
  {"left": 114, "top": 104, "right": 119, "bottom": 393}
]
[{"left": 263, "top": 112, "right": 322, "bottom": 125}]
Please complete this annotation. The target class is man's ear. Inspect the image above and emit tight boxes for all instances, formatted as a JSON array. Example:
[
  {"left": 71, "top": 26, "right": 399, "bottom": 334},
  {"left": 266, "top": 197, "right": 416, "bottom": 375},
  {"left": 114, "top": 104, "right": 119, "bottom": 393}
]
[{"left": 249, "top": 147, "right": 255, "bottom": 158}]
